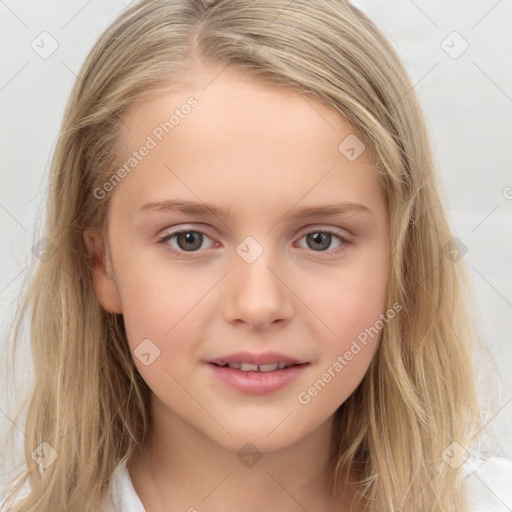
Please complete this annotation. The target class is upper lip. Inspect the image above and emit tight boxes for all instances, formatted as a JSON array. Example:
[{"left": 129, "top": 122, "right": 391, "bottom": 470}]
[{"left": 207, "top": 351, "right": 306, "bottom": 366}]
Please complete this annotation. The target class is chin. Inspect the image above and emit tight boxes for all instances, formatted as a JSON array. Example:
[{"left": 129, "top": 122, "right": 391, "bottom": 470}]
[{"left": 207, "top": 424, "right": 310, "bottom": 454}]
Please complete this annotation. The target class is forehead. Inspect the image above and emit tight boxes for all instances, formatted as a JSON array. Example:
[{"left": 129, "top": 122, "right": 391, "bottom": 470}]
[{"left": 110, "top": 66, "right": 382, "bottom": 219}]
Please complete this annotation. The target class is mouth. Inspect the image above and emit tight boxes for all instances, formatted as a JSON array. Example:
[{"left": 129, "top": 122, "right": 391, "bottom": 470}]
[
  {"left": 209, "top": 361, "right": 306, "bottom": 372},
  {"left": 206, "top": 361, "right": 310, "bottom": 395}
]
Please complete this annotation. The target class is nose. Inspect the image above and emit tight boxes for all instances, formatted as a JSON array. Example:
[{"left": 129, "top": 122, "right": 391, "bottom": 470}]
[{"left": 222, "top": 244, "right": 294, "bottom": 331}]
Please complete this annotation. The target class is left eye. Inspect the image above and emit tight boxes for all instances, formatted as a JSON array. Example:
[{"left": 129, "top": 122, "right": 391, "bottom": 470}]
[
  {"left": 295, "top": 229, "right": 346, "bottom": 252},
  {"left": 157, "top": 227, "right": 349, "bottom": 257}
]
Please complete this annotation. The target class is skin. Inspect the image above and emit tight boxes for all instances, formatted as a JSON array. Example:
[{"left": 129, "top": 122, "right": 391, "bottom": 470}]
[{"left": 85, "top": 62, "right": 390, "bottom": 512}]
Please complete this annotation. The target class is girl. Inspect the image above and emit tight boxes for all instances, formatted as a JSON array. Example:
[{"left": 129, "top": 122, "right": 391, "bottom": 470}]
[{"left": 2, "top": 0, "right": 511, "bottom": 510}]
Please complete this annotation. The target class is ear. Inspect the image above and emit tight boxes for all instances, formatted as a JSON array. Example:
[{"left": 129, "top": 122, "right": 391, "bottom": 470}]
[{"left": 83, "top": 227, "right": 123, "bottom": 314}]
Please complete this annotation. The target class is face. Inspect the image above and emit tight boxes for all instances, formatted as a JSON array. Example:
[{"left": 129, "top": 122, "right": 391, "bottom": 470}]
[{"left": 87, "top": 63, "right": 390, "bottom": 454}]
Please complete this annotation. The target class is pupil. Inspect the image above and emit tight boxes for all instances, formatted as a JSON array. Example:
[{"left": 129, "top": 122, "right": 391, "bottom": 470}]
[
  {"left": 307, "top": 232, "right": 330, "bottom": 251},
  {"left": 178, "top": 232, "right": 202, "bottom": 251}
]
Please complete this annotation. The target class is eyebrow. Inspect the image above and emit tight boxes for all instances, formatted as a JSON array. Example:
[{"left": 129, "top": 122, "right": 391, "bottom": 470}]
[{"left": 138, "top": 199, "right": 372, "bottom": 220}]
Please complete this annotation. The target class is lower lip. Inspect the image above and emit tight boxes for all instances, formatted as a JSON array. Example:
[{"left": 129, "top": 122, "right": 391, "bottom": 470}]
[{"left": 206, "top": 363, "right": 309, "bottom": 395}]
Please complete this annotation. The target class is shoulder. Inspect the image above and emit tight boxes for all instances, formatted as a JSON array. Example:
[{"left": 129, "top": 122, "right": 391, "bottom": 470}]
[
  {"left": 101, "top": 458, "right": 146, "bottom": 512},
  {"left": 461, "top": 454, "right": 512, "bottom": 511},
  {"left": 87, "top": 454, "right": 512, "bottom": 512}
]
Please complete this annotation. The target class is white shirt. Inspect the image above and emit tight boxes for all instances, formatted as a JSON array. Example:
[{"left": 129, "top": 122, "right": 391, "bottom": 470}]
[{"left": 100, "top": 455, "right": 512, "bottom": 511}]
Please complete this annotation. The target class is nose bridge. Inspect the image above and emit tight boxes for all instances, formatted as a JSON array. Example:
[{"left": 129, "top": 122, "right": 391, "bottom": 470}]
[
  {"left": 223, "top": 234, "right": 293, "bottom": 327},
  {"left": 234, "top": 234, "right": 280, "bottom": 295}
]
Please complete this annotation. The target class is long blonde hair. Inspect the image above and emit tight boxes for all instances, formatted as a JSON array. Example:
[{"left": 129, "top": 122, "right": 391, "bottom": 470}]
[{"left": 1, "top": 0, "right": 493, "bottom": 510}]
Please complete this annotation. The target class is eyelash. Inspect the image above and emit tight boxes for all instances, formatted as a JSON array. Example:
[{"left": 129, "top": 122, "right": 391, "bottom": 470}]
[{"left": 156, "top": 225, "right": 353, "bottom": 260}]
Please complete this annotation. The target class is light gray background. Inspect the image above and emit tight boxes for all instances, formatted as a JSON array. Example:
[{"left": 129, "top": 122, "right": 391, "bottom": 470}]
[{"left": 1, "top": 0, "right": 511, "bottom": 483}]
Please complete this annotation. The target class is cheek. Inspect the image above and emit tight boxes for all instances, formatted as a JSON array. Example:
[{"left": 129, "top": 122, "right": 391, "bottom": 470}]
[
  {"left": 302, "top": 250, "right": 389, "bottom": 344},
  {"left": 119, "top": 274, "right": 205, "bottom": 350},
  {"left": 296, "top": 247, "right": 388, "bottom": 389},
  {"left": 295, "top": 271, "right": 388, "bottom": 413},
  {"left": 111, "top": 226, "right": 205, "bottom": 338},
  {"left": 114, "top": 253, "right": 216, "bottom": 388},
  {"left": 120, "top": 287, "right": 203, "bottom": 399}
]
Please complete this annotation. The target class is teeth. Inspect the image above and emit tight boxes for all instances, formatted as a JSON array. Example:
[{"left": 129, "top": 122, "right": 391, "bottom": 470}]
[
  {"left": 258, "top": 363, "right": 279, "bottom": 372},
  {"left": 218, "top": 362, "right": 295, "bottom": 371},
  {"left": 240, "top": 363, "right": 259, "bottom": 371}
]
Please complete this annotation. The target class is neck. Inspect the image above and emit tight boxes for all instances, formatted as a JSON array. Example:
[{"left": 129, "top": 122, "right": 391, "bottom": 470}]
[{"left": 127, "top": 397, "right": 360, "bottom": 512}]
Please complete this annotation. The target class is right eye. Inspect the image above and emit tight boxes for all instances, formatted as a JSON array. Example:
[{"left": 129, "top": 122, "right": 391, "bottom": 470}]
[{"left": 157, "top": 226, "right": 217, "bottom": 257}]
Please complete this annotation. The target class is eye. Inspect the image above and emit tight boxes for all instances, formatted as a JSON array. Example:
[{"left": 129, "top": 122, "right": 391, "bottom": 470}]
[
  {"left": 157, "top": 225, "right": 352, "bottom": 259},
  {"left": 157, "top": 227, "right": 216, "bottom": 257},
  {"left": 295, "top": 227, "right": 350, "bottom": 256}
]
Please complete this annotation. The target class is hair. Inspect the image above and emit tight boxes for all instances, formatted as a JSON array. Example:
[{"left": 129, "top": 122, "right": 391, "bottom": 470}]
[{"left": 1, "top": 0, "right": 497, "bottom": 510}]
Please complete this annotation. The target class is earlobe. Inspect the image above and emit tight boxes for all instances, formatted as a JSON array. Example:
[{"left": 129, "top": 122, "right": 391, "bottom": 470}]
[{"left": 83, "top": 227, "right": 123, "bottom": 314}]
